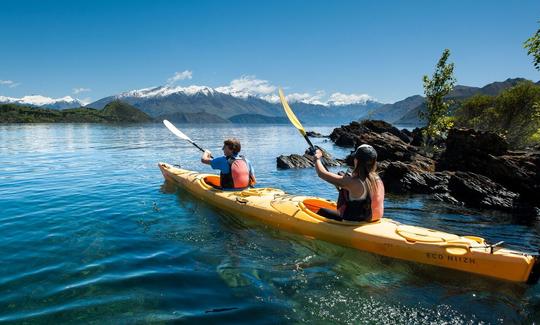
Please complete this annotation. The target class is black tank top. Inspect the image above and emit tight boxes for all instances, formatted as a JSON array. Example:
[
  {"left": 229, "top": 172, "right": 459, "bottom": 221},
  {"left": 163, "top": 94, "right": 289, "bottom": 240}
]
[{"left": 337, "top": 180, "right": 372, "bottom": 221}]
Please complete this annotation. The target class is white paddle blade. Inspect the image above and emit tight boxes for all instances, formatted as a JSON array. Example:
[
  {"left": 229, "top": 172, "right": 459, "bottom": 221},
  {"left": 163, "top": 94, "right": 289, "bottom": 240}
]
[{"left": 163, "top": 120, "right": 193, "bottom": 143}]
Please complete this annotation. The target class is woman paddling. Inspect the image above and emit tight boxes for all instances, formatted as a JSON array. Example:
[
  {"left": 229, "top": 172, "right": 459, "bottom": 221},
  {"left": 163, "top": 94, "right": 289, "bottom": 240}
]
[{"left": 314, "top": 144, "right": 384, "bottom": 222}]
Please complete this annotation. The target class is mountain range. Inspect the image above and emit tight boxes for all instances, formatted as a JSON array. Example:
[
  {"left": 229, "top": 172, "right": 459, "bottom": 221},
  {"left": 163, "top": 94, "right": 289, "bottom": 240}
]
[
  {"left": 0, "top": 95, "right": 84, "bottom": 109},
  {"left": 86, "top": 85, "right": 382, "bottom": 124},
  {"left": 1, "top": 78, "right": 536, "bottom": 125}
]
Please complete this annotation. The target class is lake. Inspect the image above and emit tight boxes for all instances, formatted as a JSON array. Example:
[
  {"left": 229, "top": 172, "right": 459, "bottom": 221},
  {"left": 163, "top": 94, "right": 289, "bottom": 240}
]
[{"left": 1, "top": 123, "right": 539, "bottom": 323}]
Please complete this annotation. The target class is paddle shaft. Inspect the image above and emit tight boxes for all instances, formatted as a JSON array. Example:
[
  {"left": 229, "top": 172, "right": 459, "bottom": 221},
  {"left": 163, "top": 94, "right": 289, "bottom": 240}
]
[
  {"left": 193, "top": 142, "right": 214, "bottom": 159},
  {"left": 299, "top": 132, "right": 330, "bottom": 171},
  {"left": 191, "top": 141, "right": 207, "bottom": 154},
  {"left": 303, "top": 134, "right": 315, "bottom": 149},
  {"left": 163, "top": 119, "right": 214, "bottom": 159}
]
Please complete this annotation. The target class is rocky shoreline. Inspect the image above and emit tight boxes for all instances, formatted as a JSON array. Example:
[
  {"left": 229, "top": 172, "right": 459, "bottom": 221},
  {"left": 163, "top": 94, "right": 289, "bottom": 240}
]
[{"left": 278, "top": 120, "right": 540, "bottom": 217}]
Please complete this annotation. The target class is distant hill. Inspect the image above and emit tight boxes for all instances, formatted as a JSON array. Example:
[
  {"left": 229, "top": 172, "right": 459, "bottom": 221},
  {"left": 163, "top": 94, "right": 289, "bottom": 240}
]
[
  {"left": 390, "top": 78, "right": 531, "bottom": 125},
  {"left": 283, "top": 101, "right": 382, "bottom": 125},
  {"left": 0, "top": 101, "right": 152, "bottom": 123},
  {"left": 156, "top": 111, "right": 229, "bottom": 124},
  {"left": 101, "top": 100, "right": 153, "bottom": 122},
  {"left": 364, "top": 95, "right": 424, "bottom": 123},
  {"left": 229, "top": 114, "right": 289, "bottom": 124}
]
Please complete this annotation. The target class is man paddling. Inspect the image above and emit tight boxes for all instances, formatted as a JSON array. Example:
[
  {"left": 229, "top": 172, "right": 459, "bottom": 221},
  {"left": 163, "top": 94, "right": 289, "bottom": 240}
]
[{"left": 201, "top": 138, "right": 256, "bottom": 190}]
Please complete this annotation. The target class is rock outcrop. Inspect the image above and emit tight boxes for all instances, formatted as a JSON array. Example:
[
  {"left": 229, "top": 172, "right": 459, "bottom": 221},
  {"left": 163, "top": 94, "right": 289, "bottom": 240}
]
[
  {"left": 278, "top": 120, "right": 540, "bottom": 217},
  {"left": 277, "top": 147, "right": 343, "bottom": 169},
  {"left": 305, "top": 131, "right": 328, "bottom": 138}
]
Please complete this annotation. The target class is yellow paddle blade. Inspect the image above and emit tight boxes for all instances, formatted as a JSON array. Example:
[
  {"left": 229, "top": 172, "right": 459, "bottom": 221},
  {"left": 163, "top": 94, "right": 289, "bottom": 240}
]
[{"left": 278, "top": 88, "right": 306, "bottom": 137}]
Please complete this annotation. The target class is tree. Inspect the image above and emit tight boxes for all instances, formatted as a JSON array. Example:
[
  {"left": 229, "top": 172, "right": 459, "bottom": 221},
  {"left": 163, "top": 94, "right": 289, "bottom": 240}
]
[
  {"left": 420, "top": 49, "right": 456, "bottom": 142},
  {"left": 453, "top": 81, "right": 540, "bottom": 148},
  {"left": 524, "top": 22, "right": 540, "bottom": 71}
]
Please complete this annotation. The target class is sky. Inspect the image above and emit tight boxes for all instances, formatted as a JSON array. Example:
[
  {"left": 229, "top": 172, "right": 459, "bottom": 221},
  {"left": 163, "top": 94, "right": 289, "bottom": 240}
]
[{"left": 0, "top": 0, "right": 539, "bottom": 104}]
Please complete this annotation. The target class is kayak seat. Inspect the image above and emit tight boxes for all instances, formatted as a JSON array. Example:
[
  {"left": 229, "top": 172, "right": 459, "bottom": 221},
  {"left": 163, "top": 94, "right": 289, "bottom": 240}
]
[
  {"left": 203, "top": 175, "right": 221, "bottom": 189},
  {"left": 303, "top": 198, "right": 337, "bottom": 212},
  {"left": 301, "top": 199, "right": 378, "bottom": 225}
]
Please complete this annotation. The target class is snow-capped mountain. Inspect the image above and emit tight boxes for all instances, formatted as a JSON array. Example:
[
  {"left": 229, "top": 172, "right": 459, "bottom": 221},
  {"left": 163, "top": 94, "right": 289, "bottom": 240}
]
[
  {"left": 87, "top": 85, "right": 382, "bottom": 124},
  {"left": 120, "top": 85, "right": 217, "bottom": 98},
  {"left": 93, "top": 84, "right": 379, "bottom": 107},
  {"left": 0, "top": 95, "right": 84, "bottom": 109}
]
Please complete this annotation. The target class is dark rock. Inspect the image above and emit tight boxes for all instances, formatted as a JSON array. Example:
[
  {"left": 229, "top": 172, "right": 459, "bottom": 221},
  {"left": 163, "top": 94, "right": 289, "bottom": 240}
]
[
  {"left": 401, "top": 128, "right": 413, "bottom": 139},
  {"left": 439, "top": 128, "right": 540, "bottom": 208},
  {"left": 341, "top": 131, "right": 434, "bottom": 169},
  {"left": 432, "top": 193, "right": 462, "bottom": 205},
  {"left": 329, "top": 120, "right": 411, "bottom": 147},
  {"left": 410, "top": 128, "right": 424, "bottom": 147},
  {"left": 306, "top": 131, "right": 327, "bottom": 138},
  {"left": 401, "top": 128, "right": 412, "bottom": 136},
  {"left": 331, "top": 130, "right": 358, "bottom": 147},
  {"left": 482, "top": 152, "right": 540, "bottom": 204},
  {"left": 379, "top": 161, "right": 431, "bottom": 194},
  {"left": 447, "top": 171, "right": 518, "bottom": 211},
  {"left": 361, "top": 120, "right": 412, "bottom": 143},
  {"left": 378, "top": 163, "right": 522, "bottom": 212},
  {"left": 277, "top": 147, "right": 343, "bottom": 169},
  {"left": 377, "top": 160, "right": 441, "bottom": 194},
  {"left": 438, "top": 128, "right": 509, "bottom": 171},
  {"left": 277, "top": 154, "right": 313, "bottom": 169}
]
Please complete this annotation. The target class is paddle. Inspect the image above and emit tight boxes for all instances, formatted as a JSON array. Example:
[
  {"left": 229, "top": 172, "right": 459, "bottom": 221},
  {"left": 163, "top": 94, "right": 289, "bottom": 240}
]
[
  {"left": 278, "top": 88, "right": 316, "bottom": 150},
  {"left": 279, "top": 88, "right": 342, "bottom": 193},
  {"left": 163, "top": 119, "right": 213, "bottom": 158},
  {"left": 278, "top": 88, "right": 332, "bottom": 166}
]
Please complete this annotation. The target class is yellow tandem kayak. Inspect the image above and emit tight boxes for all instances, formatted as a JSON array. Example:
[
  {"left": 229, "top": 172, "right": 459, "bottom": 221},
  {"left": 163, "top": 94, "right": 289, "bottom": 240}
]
[{"left": 158, "top": 162, "right": 540, "bottom": 283}]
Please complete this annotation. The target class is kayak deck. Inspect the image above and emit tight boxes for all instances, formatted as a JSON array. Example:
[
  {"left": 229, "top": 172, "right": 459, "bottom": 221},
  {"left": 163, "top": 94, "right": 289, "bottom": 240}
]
[{"left": 158, "top": 162, "right": 540, "bottom": 283}]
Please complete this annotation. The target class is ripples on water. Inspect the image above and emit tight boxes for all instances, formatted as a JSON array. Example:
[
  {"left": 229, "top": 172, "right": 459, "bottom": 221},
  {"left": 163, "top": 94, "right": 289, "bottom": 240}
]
[{"left": 0, "top": 123, "right": 539, "bottom": 323}]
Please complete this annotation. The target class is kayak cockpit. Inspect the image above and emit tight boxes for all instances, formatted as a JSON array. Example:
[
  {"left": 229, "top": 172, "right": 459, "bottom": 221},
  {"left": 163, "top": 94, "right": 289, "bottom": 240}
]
[
  {"left": 202, "top": 175, "right": 221, "bottom": 189},
  {"left": 299, "top": 198, "right": 377, "bottom": 226},
  {"left": 201, "top": 175, "right": 251, "bottom": 192}
]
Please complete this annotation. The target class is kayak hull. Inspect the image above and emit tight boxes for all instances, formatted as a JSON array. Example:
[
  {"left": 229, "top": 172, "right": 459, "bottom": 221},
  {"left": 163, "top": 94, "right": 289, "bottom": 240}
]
[{"left": 159, "top": 162, "right": 538, "bottom": 283}]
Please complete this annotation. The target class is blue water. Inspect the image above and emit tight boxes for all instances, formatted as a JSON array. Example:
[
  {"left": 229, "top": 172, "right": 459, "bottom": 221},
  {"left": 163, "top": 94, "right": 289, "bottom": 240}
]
[{"left": 1, "top": 123, "right": 539, "bottom": 324}]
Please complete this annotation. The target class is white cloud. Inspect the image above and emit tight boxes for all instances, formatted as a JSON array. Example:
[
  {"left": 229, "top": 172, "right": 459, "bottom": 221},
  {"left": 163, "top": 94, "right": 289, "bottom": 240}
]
[
  {"left": 73, "top": 87, "right": 91, "bottom": 94},
  {"left": 261, "top": 91, "right": 326, "bottom": 105},
  {"left": 216, "top": 75, "right": 276, "bottom": 98},
  {"left": 79, "top": 97, "right": 92, "bottom": 105},
  {"left": 0, "top": 80, "right": 20, "bottom": 88},
  {"left": 167, "top": 70, "right": 193, "bottom": 84},
  {"left": 288, "top": 91, "right": 326, "bottom": 105},
  {"left": 216, "top": 76, "right": 374, "bottom": 105},
  {"left": 327, "top": 92, "right": 374, "bottom": 106}
]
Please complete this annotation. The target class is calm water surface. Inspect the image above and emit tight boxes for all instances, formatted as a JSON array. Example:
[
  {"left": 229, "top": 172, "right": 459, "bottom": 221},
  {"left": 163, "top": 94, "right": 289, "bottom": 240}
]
[{"left": 1, "top": 123, "right": 539, "bottom": 324}]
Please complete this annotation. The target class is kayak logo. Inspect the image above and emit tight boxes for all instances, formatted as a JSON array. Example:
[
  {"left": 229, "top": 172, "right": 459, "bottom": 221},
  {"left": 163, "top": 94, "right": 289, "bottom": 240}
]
[{"left": 426, "top": 252, "right": 476, "bottom": 264}]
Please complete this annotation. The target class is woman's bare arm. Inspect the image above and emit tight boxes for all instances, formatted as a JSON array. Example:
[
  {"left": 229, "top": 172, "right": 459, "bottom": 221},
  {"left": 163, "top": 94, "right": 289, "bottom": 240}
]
[{"left": 314, "top": 150, "right": 350, "bottom": 188}]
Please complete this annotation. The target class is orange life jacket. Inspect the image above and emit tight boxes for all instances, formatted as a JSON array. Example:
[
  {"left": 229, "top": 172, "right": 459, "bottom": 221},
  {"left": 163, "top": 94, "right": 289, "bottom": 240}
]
[{"left": 220, "top": 156, "right": 256, "bottom": 189}]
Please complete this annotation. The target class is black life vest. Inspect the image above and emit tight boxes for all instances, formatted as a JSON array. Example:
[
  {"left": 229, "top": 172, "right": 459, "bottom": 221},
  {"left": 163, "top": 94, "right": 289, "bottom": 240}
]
[
  {"left": 220, "top": 155, "right": 251, "bottom": 189},
  {"left": 336, "top": 181, "right": 372, "bottom": 222}
]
